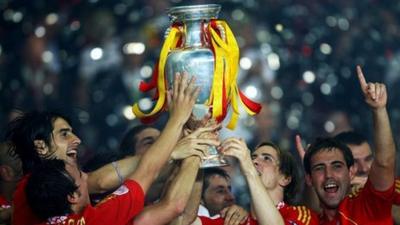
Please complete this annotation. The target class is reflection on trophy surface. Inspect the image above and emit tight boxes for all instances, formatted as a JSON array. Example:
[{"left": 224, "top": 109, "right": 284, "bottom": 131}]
[
  {"left": 165, "top": 4, "right": 227, "bottom": 167},
  {"left": 132, "top": 4, "right": 261, "bottom": 168}
]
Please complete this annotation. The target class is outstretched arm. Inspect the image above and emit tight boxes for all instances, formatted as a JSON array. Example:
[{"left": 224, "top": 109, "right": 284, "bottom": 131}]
[
  {"left": 221, "top": 138, "right": 284, "bottom": 225},
  {"left": 134, "top": 125, "right": 220, "bottom": 225},
  {"left": 87, "top": 155, "right": 141, "bottom": 194},
  {"left": 356, "top": 66, "right": 395, "bottom": 191},
  {"left": 130, "top": 72, "right": 199, "bottom": 193}
]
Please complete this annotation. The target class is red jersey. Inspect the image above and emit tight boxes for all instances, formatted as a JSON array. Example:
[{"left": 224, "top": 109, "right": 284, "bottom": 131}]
[
  {"left": 199, "top": 202, "right": 319, "bottom": 225},
  {"left": 12, "top": 174, "right": 43, "bottom": 225},
  {"left": 35, "top": 179, "right": 144, "bottom": 225},
  {"left": 0, "top": 194, "right": 10, "bottom": 209},
  {"left": 320, "top": 179, "right": 394, "bottom": 225}
]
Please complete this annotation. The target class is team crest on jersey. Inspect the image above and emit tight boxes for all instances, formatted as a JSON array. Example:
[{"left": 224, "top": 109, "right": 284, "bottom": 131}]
[
  {"left": 96, "top": 185, "right": 129, "bottom": 206},
  {"left": 113, "top": 184, "right": 129, "bottom": 195}
]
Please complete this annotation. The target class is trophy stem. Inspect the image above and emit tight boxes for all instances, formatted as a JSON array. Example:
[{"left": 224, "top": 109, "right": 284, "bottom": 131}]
[{"left": 200, "top": 146, "right": 228, "bottom": 168}]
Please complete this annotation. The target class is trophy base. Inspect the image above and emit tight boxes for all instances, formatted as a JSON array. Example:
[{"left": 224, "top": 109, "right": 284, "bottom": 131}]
[{"left": 200, "top": 154, "right": 228, "bottom": 168}]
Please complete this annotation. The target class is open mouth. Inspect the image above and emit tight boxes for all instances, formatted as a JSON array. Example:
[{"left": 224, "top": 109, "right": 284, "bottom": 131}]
[
  {"left": 323, "top": 182, "right": 339, "bottom": 193},
  {"left": 66, "top": 149, "right": 78, "bottom": 159}
]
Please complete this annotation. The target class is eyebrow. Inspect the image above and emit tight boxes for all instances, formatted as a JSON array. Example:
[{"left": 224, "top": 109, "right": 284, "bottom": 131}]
[
  {"left": 57, "top": 128, "right": 72, "bottom": 133},
  {"left": 252, "top": 152, "right": 277, "bottom": 160},
  {"left": 214, "top": 185, "right": 229, "bottom": 190},
  {"left": 311, "top": 160, "right": 345, "bottom": 170}
]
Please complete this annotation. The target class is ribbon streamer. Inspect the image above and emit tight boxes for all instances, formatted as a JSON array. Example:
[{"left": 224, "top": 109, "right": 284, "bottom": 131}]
[{"left": 132, "top": 20, "right": 261, "bottom": 129}]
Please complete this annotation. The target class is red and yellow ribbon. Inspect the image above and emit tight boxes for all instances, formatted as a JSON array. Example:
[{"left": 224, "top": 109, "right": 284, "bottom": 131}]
[{"left": 132, "top": 20, "right": 261, "bottom": 129}]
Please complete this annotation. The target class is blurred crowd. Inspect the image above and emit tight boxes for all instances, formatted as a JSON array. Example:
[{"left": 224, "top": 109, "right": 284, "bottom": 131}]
[{"left": 1, "top": 0, "right": 400, "bottom": 172}]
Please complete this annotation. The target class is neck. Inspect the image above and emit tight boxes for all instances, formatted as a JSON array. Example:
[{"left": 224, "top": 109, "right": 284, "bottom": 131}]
[
  {"left": 322, "top": 207, "right": 338, "bottom": 221},
  {"left": 269, "top": 187, "right": 284, "bottom": 206}
]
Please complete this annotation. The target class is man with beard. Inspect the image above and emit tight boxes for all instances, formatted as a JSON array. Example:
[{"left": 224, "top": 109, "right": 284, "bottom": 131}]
[{"left": 303, "top": 66, "right": 396, "bottom": 224}]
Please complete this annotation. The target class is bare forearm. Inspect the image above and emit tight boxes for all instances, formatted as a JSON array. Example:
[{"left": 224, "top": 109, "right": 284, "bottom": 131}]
[
  {"left": 372, "top": 108, "right": 395, "bottom": 167},
  {"left": 241, "top": 161, "right": 284, "bottom": 225},
  {"left": 170, "top": 170, "right": 204, "bottom": 225},
  {"left": 370, "top": 107, "right": 396, "bottom": 190},
  {"left": 131, "top": 117, "right": 184, "bottom": 192},
  {"left": 165, "top": 157, "right": 201, "bottom": 208},
  {"left": 87, "top": 155, "right": 141, "bottom": 194},
  {"left": 136, "top": 157, "right": 201, "bottom": 225}
]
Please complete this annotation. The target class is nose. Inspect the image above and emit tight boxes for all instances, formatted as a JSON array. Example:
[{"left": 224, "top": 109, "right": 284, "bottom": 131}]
[
  {"left": 357, "top": 162, "right": 369, "bottom": 176},
  {"left": 72, "top": 133, "right": 81, "bottom": 145},
  {"left": 324, "top": 167, "right": 333, "bottom": 178},
  {"left": 252, "top": 157, "right": 260, "bottom": 166}
]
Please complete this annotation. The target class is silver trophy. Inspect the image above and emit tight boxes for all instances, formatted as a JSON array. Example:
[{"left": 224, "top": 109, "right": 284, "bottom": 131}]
[{"left": 165, "top": 4, "right": 227, "bottom": 167}]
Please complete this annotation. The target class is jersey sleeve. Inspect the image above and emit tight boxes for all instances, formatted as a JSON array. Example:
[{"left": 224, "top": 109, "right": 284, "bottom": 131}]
[
  {"left": 347, "top": 178, "right": 395, "bottom": 223},
  {"left": 83, "top": 179, "right": 145, "bottom": 225},
  {"left": 280, "top": 205, "right": 319, "bottom": 225}
]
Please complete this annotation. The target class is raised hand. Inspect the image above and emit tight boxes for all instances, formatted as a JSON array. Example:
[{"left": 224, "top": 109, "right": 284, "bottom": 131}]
[
  {"left": 220, "top": 138, "right": 251, "bottom": 167},
  {"left": 295, "top": 134, "right": 306, "bottom": 162},
  {"left": 168, "top": 72, "right": 200, "bottom": 124},
  {"left": 220, "top": 204, "right": 249, "bottom": 225},
  {"left": 356, "top": 65, "right": 387, "bottom": 109},
  {"left": 170, "top": 124, "right": 221, "bottom": 161}
]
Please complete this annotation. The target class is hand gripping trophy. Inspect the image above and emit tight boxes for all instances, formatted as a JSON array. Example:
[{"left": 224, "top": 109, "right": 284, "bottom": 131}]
[{"left": 132, "top": 4, "right": 261, "bottom": 167}]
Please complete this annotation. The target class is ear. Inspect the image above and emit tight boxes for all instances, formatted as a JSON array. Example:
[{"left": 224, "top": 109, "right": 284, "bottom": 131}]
[
  {"left": 305, "top": 174, "right": 313, "bottom": 186},
  {"left": 349, "top": 165, "right": 356, "bottom": 181},
  {"left": 67, "top": 192, "right": 79, "bottom": 204},
  {"left": 34, "top": 140, "right": 50, "bottom": 157},
  {"left": 279, "top": 175, "right": 292, "bottom": 188},
  {"left": 0, "top": 165, "right": 14, "bottom": 181}
]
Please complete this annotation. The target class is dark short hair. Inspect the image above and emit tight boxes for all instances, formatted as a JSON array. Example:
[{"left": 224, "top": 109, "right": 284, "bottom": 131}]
[
  {"left": 334, "top": 131, "right": 368, "bottom": 146},
  {"left": 119, "top": 125, "right": 155, "bottom": 157},
  {"left": 202, "top": 167, "right": 231, "bottom": 197},
  {"left": 5, "top": 111, "right": 71, "bottom": 174},
  {"left": 255, "top": 142, "right": 299, "bottom": 203},
  {"left": 25, "top": 159, "right": 78, "bottom": 220},
  {"left": 303, "top": 137, "right": 354, "bottom": 175}
]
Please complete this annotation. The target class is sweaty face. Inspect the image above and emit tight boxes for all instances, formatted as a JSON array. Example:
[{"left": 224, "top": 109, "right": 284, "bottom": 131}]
[
  {"left": 65, "top": 162, "right": 90, "bottom": 213},
  {"left": 251, "top": 146, "right": 283, "bottom": 191},
  {"left": 348, "top": 143, "right": 373, "bottom": 186},
  {"left": 134, "top": 128, "right": 160, "bottom": 155},
  {"left": 202, "top": 175, "right": 235, "bottom": 216},
  {"left": 49, "top": 118, "right": 81, "bottom": 162},
  {"left": 307, "top": 148, "right": 352, "bottom": 210}
]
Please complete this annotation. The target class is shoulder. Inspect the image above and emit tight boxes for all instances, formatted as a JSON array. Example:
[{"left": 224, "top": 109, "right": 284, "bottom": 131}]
[{"left": 280, "top": 204, "right": 319, "bottom": 225}]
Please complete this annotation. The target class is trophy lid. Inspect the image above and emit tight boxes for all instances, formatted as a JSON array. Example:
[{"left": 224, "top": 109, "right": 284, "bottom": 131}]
[{"left": 167, "top": 4, "right": 221, "bottom": 22}]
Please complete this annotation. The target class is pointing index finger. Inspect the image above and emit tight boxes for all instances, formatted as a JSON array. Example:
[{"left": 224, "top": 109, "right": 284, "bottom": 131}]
[{"left": 356, "top": 65, "right": 368, "bottom": 92}]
